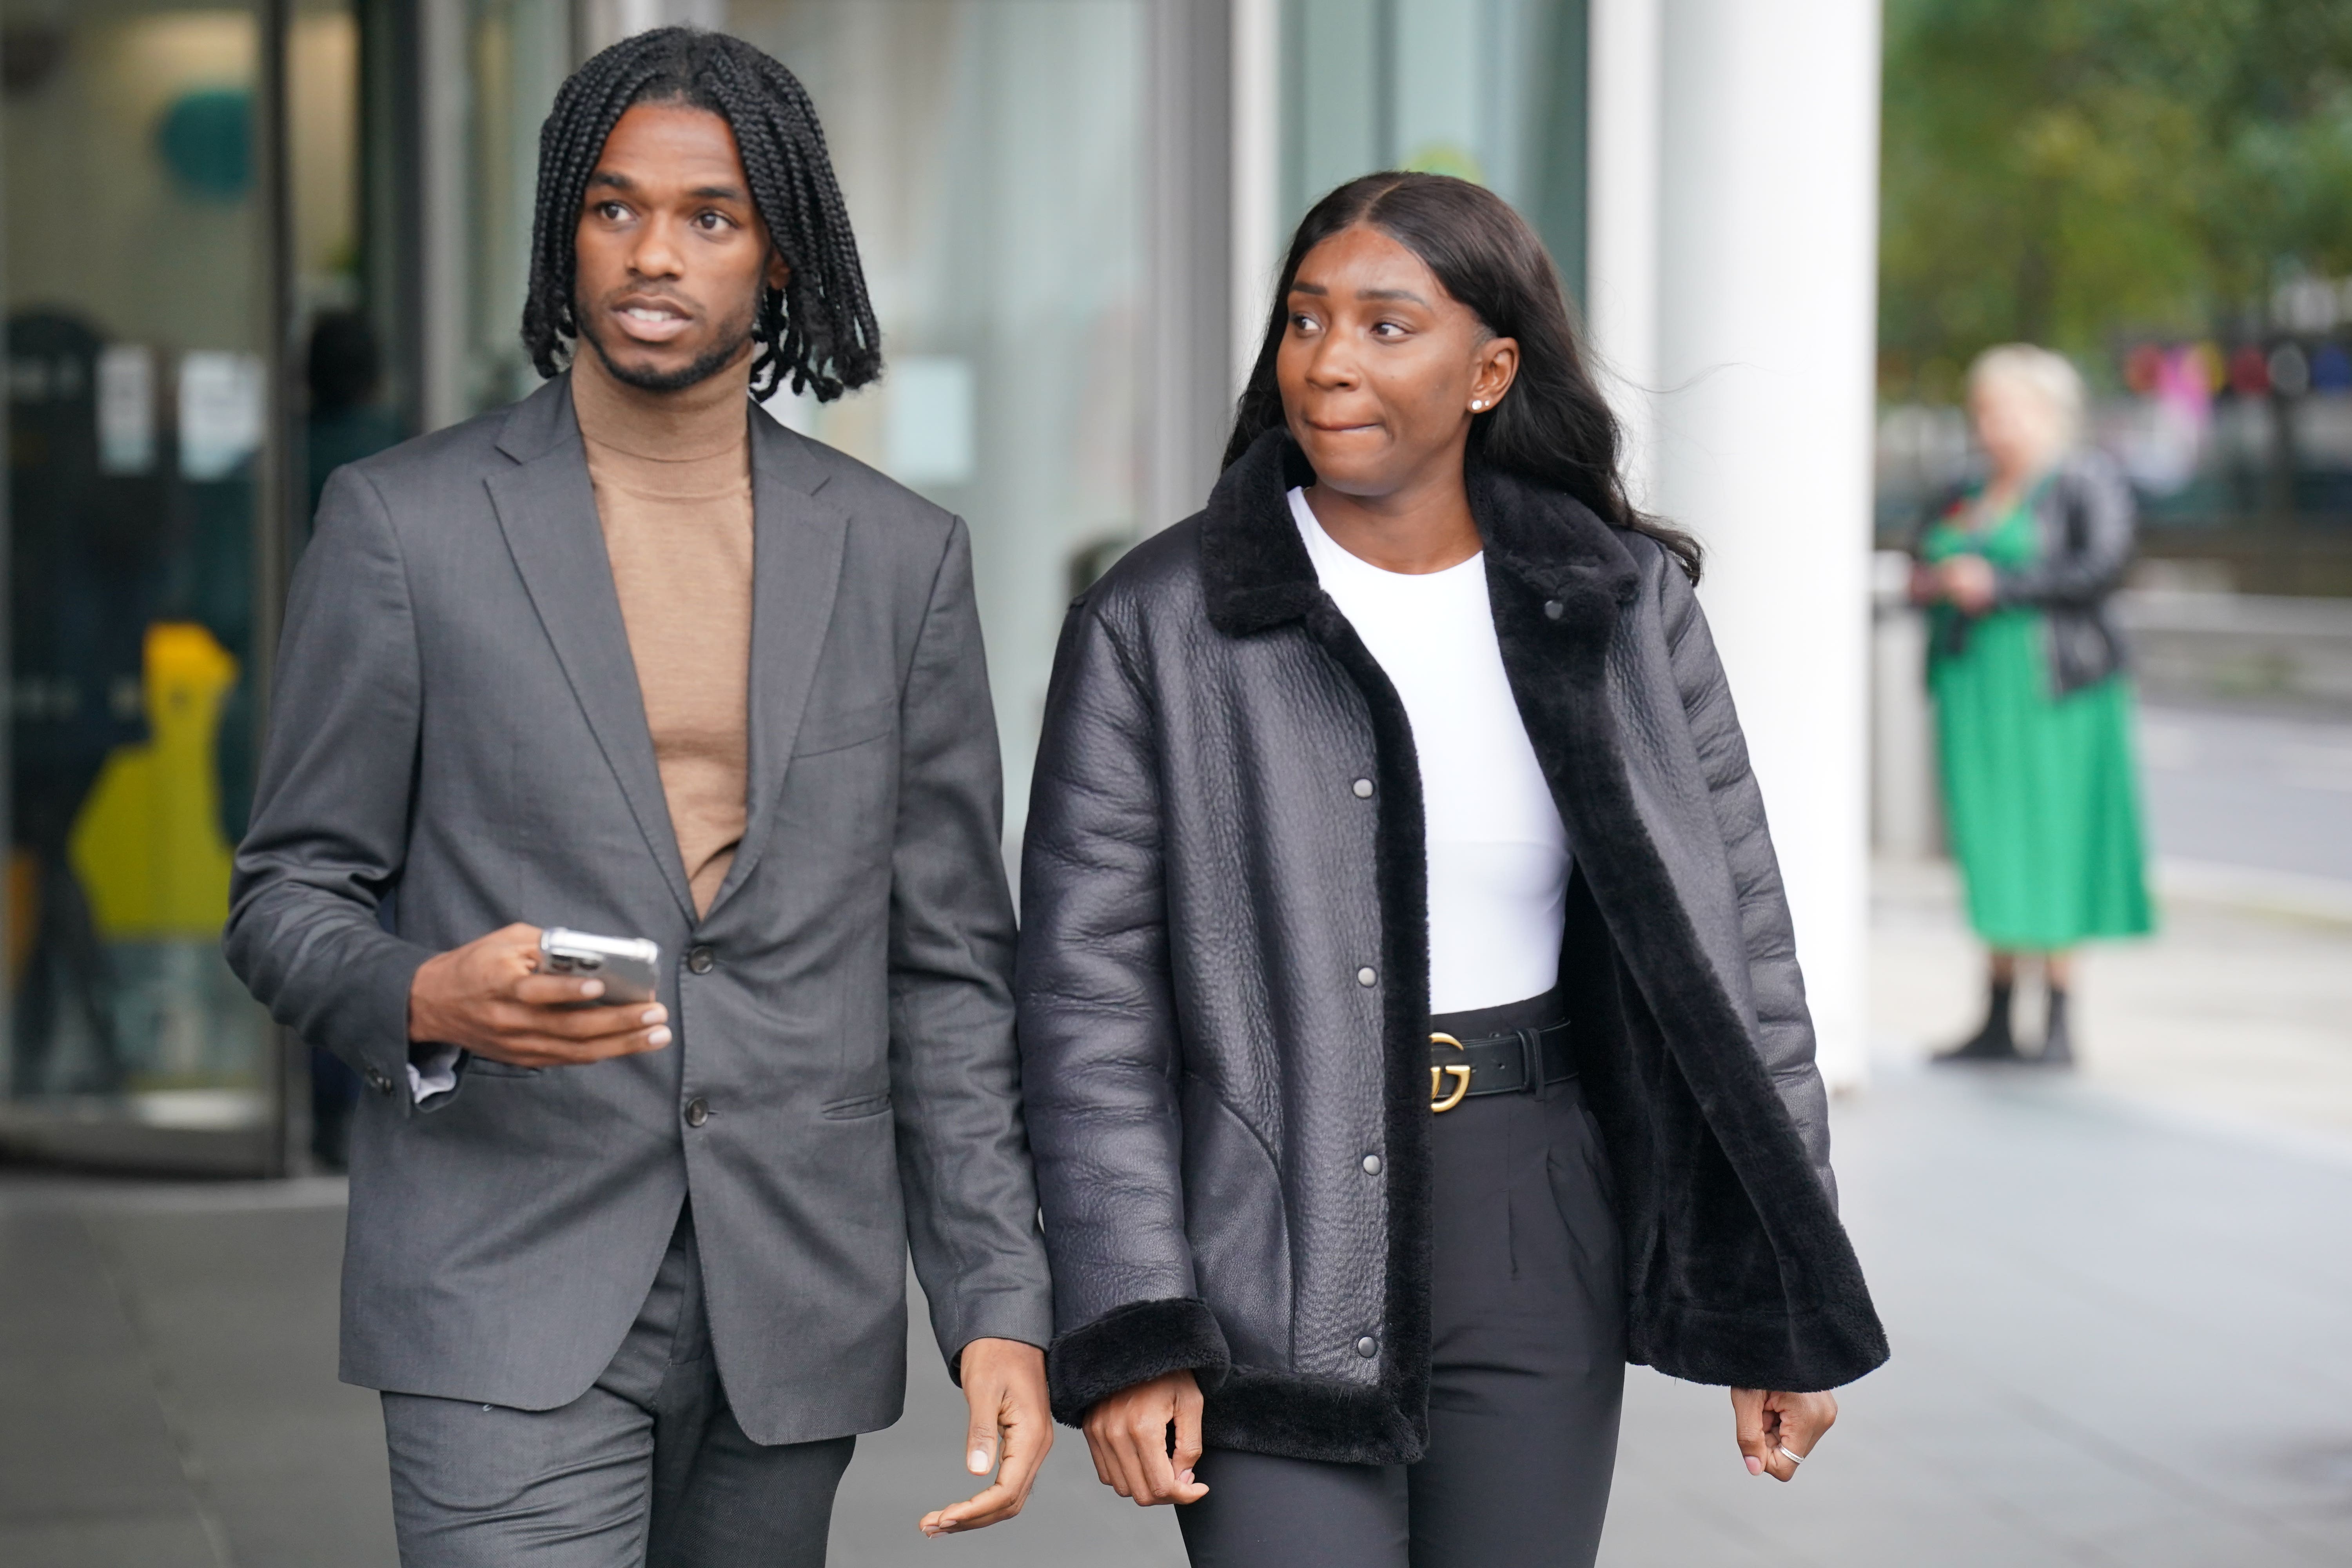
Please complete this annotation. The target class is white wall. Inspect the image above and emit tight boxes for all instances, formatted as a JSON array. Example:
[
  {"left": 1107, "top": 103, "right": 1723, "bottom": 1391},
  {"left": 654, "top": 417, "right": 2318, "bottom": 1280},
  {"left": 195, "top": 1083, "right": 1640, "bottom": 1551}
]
[
  {"left": 1590, "top": 0, "right": 1883, "bottom": 1093},
  {"left": 1584, "top": 0, "right": 1662, "bottom": 508}
]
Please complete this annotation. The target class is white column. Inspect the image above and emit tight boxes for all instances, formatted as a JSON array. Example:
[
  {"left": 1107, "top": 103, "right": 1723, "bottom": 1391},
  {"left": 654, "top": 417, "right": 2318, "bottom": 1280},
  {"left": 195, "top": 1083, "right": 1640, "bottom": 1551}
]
[
  {"left": 1230, "top": 0, "right": 1281, "bottom": 398},
  {"left": 1652, "top": 0, "right": 1883, "bottom": 1093},
  {"left": 1584, "top": 0, "right": 1663, "bottom": 509}
]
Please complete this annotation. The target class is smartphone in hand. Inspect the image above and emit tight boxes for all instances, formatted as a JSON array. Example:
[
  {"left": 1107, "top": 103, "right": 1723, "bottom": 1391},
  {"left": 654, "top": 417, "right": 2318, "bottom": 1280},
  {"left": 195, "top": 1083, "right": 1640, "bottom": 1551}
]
[{"left": 537, "top": 929, "right": 661, "bottom": 1007}]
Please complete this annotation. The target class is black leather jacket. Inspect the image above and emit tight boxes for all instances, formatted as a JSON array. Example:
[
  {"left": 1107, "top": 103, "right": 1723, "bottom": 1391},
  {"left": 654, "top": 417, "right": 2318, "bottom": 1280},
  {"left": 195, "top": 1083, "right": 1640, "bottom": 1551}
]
[
  {"left": 1919, "top": 450, "right": 2136, "bottom": 697},
  {"left": 1018, "top": 433, "right": 1887, "bottom": 1466}
]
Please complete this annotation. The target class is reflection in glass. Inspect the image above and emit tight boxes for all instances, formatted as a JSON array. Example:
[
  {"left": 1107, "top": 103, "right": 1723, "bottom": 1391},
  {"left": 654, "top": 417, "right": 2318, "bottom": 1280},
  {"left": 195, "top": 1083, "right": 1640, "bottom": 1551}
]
[{"left": 3, "top": 0, "right": 275, "bottom": 1145}]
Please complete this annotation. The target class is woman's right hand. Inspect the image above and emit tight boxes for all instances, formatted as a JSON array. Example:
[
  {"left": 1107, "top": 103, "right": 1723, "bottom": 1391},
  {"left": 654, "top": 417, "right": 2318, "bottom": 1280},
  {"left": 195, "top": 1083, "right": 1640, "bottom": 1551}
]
[
  {"left": 1937, "top": 554, "right": 1998, "bottom": 613},
  {"left": 1082, "top": 1369, "right": 1210, "bottom": 1506},
  {"left": 1907, "top": 560, "right": 1943, "bottom": 606}
]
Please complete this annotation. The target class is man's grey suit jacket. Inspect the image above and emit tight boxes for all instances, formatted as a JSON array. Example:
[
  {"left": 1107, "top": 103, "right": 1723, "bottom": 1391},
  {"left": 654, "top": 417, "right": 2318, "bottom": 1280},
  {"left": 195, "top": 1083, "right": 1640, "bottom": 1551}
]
[{"left": 225, "top": 374, "right": 1053, "bottom": 1445}]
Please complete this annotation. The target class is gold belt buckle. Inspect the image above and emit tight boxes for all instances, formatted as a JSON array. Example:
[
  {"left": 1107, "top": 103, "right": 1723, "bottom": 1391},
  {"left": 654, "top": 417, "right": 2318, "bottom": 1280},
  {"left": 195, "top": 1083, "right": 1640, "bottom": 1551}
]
[{"left": 1428, "top": 1033, "right": 1471, "bottom": 1112}]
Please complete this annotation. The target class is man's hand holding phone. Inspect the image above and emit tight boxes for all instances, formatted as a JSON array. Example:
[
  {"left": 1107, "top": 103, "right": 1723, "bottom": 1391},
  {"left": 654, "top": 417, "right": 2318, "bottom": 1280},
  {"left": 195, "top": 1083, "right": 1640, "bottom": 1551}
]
[{"left": 408, "top": 923, "right": 672, "bottom": 1067}]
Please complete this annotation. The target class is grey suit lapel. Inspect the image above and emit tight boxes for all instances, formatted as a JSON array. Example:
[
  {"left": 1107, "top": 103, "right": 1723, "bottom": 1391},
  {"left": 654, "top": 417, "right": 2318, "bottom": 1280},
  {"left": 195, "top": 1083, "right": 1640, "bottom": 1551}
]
[
  {"left": 486, "top": 377, "right": 698, "bottom": 922},
  {"left": 702, "top": 408, "right": 849, "bottom": 916}
]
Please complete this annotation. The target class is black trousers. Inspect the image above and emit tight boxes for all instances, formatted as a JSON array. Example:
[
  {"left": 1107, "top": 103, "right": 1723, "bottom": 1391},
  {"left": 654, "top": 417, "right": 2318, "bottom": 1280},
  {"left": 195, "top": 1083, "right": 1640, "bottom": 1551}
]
[
  {"left": 1178, "top": 995, "right": 1627, "bottom": 1568},
  {"left": 382, "top": 1206, "right": 853, "bottom": 1567}
]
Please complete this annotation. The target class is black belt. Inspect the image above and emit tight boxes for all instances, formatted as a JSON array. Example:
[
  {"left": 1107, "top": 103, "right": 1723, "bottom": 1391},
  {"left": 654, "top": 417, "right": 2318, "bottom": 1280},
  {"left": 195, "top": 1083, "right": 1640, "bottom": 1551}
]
[{"left": 1428, "top": 1022, "right": 1575, "bottom": 1112}]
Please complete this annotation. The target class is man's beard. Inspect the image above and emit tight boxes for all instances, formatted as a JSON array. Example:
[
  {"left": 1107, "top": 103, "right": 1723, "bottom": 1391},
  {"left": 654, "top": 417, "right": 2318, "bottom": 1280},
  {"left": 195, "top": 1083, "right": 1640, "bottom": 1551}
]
[{"left": 574, "top": 297, "right": 759, "bottom": 393}]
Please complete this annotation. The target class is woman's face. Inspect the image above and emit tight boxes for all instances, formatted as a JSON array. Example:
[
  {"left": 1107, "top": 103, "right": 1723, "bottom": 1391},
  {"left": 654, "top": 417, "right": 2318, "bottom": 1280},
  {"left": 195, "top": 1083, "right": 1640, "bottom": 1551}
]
[
  {"left": 1276, "top": 224, "right": 1517, "bottom": 500},
  {"left": 1969, "top": 373, "right": 2064, "bottom": 481}
]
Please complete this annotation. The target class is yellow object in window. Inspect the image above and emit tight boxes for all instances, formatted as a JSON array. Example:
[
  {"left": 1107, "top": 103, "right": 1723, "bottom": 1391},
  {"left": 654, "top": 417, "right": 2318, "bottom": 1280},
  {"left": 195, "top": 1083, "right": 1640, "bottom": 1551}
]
[{"left": 68, "top": 622, "right": 240, "bottom": 940}]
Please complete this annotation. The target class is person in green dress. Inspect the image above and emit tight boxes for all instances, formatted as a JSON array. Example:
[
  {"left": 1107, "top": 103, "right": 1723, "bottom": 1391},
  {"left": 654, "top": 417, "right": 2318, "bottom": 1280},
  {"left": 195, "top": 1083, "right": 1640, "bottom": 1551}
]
[{"left": 1911, "top": 345, "right": 2153, "bottom": 1067}]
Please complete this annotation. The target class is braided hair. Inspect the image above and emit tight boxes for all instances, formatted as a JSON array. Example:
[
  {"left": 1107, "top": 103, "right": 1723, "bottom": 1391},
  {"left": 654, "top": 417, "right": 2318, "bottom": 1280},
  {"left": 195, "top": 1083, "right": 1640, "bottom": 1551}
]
[{"left": 521, "top": 27, "right": 880, "bottom": 401}]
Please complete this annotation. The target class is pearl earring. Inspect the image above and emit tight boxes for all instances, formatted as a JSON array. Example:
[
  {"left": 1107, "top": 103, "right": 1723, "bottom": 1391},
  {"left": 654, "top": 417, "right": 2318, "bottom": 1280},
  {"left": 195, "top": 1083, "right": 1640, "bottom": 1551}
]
[{"left": 1471, "top": 399, "right": 1486, "bottom": 411}]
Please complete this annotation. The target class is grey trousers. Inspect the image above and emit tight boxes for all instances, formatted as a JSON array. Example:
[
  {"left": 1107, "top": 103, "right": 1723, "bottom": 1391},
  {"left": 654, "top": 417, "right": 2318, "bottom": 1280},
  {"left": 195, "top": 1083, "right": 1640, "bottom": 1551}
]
[
  {"left": 1178, "top": 996, "right": 1628, "bottom": 1568},
  {"left": 381, "top": 1206, "right": 854, "bottom": 1568}
]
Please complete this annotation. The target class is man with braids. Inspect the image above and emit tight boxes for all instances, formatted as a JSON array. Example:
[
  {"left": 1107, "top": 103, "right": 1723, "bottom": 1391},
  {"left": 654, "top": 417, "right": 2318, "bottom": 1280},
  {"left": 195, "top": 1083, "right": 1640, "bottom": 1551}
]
[{"left": 227, "top": 27, "right": 1052, "bottom": 1564}]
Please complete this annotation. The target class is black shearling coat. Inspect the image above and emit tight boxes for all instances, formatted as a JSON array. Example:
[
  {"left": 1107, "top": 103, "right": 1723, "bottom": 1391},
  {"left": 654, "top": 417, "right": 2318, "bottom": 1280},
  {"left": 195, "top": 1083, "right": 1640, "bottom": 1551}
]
[{"left": 1017, "top": 431, "right": 1887, "bottom": 1466}]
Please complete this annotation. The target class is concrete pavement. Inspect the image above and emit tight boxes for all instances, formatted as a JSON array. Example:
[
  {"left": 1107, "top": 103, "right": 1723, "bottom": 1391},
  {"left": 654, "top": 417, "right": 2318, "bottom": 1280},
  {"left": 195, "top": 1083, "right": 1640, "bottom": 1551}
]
[{"left": 2140, "top": 699, "right": 2352, "bottom": 887}]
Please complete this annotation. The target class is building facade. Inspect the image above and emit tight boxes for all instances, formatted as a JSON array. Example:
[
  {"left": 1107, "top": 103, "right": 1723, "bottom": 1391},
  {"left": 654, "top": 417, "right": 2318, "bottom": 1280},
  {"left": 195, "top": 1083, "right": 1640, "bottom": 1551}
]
[{"left": 0, "top": 0, "right": 1877, "bottom": 1171}]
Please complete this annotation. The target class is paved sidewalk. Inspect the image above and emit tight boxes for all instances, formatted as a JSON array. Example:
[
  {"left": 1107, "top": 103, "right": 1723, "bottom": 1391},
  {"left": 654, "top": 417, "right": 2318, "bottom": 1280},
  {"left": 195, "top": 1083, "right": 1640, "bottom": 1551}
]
[
  {"left": 1604, "top": 1063, "right": 2352, "bottom": 1565},
  {"left": 0, "top": 1176, "right": 389, "bottom": 1567},
  {"left": 1874, "top": 855, "right": 2352, "bottom": 1139},
  {"left": 7, "top": 868, "right": 2350, "bottom": 1565}
]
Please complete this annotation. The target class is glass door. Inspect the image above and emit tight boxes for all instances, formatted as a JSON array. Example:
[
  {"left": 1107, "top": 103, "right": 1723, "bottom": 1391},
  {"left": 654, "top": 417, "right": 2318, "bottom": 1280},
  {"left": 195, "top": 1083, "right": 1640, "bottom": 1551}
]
[
  {"left": 0, "top": 0, "right": 407, "bottom": 1171},
  {"left": 2, "top": 0, "right": 279, "bottom": 1169}
]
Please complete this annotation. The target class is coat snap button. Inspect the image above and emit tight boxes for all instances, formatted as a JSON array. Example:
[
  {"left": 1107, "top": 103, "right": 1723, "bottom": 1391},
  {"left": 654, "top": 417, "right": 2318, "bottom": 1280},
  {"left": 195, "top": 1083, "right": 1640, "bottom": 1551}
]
[
  {"left": 1543, "top": 598, "right": 1564, "bottom": 620},
  {"left": 684, "top": 1098, "right": 710, "bottom": 1127},
  {"left": 687, "top": 946, "right": 716, "bottom": 975},
  {"left": 1351, "top": 778, "right": 1374, "bottom": 799},
  {"left": 1355, "top": 1336, "right": 1378, "bottom": 1358},
  {"left": 1356, "top": 967, "right": 1377, "bottom": 987},
  {"left": 1361, "top": 1154, "right": 1382, "bottom": 1174}
]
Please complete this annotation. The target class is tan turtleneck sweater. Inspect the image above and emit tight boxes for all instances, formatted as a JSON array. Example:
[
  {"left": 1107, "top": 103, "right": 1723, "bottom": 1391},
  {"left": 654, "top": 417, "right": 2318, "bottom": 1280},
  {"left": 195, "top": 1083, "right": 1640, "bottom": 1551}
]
[{"left": 571, "top": 349, "right": 754, "bottom": 916}]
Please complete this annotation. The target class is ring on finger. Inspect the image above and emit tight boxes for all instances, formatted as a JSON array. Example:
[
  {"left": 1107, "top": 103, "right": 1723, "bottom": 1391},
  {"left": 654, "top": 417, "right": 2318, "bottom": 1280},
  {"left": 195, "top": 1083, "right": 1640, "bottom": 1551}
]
[{"left": 1776, "top": 1443, "right": 1806, "bottom": 1467}]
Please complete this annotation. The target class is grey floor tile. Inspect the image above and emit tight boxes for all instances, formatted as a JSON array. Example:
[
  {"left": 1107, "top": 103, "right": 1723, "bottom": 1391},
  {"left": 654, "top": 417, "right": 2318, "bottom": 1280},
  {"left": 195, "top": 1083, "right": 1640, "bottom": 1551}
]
[
  {"left": 85, "top": 1205, "right": 396, "bottom": 1568},
  {"left": 0, "top": 1209, "right": 204, "bottom": 1529},
  {"left": 0, "top": 1513, "right": 223, "bottom": 1568}
]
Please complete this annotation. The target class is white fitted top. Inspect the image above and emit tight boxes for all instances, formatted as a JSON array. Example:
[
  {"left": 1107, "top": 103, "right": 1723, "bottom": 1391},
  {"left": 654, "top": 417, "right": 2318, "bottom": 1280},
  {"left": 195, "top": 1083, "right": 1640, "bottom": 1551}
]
[{"left": 1290, "top": 488, "right": 1572, "bottom": 1013}]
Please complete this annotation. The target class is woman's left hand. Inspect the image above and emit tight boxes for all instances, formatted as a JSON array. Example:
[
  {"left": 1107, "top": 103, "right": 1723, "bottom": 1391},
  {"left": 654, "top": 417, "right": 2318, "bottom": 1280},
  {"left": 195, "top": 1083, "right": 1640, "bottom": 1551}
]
[
  {"left": 1938, "top": 555, "right": 1998, "bottom": 613},
  {"left": 1730, "top": 1387, "right": 1837, "bottom": 1483}
]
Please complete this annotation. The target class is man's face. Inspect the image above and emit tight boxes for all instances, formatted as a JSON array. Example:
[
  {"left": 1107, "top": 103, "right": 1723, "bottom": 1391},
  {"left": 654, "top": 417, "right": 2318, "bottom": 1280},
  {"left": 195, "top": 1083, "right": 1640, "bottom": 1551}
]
[{"left": 572, "top": 102, "right": 790, "bottom": 392}]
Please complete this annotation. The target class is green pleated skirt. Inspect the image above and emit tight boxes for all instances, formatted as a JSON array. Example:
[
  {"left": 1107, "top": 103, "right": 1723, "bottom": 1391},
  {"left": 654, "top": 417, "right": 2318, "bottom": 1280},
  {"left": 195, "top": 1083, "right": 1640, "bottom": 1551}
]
[{"left": 1930, "top": 606, "right": 2154, "bottom": 949}]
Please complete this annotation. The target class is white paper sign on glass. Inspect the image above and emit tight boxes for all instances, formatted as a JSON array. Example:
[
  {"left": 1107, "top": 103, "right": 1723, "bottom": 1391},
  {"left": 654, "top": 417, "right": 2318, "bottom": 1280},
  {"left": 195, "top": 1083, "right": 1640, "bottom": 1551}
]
[
  {"left": 98, "top": 343, "right": 156, "bottom": 475},
  {"left": 178, "top": 350, "right": 266, "bottom": 481}
]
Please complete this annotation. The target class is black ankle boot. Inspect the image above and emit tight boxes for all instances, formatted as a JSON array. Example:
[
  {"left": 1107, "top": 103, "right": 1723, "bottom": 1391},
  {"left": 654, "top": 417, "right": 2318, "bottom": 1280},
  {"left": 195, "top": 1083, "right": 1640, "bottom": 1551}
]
[
  {"left": 1935, "top": 980, "right": 2022, "bottom": 1063},
  {"left": 2035, "top": 987, "right": 2075, "bottom": 1068}
]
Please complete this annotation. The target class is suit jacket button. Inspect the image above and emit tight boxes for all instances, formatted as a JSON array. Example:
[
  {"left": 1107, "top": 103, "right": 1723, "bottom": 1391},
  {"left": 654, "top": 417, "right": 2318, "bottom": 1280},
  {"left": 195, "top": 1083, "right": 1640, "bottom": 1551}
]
[
  {"left": 1351, "top": 778, "right": 1374, "bottom": 799},
  {"left": 1356, "top": 967, "right": 1377, "bottom": 987},
  {"left": 684, "top": 1098, "right": 710, "bottom": 1128},
  {"left": 366, "top": 1069, "right": 393, "bottom": 1094},
  {"left": 1361, "top": 1154, "right": 1382, "bottom": 1174},
  {"left": 1543, "top": 598, "right": 1565, "bottom": 620},
  {"left": 1355, "top": 1336, "right": 1378, "bottom": 1358},
  {"left": 687, "top": 946, "right": 716, "bottom": 975}
]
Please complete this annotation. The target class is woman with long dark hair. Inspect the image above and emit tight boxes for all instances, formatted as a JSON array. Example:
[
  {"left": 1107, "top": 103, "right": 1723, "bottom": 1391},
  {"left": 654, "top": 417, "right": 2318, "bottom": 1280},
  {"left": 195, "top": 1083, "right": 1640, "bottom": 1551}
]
[{"left": 1017, "top": 173, "right": 1886, "bottom": 1566}]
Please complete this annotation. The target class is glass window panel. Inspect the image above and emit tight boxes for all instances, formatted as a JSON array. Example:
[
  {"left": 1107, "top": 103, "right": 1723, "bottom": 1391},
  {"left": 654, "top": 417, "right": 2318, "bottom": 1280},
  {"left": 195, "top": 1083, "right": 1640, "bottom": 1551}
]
[
  {"left": 463, "top": 0, "right": 575, "bottom": 414},
  {"left": 1281, "top": 0, "right": 1587, "bottom": 299},
  {"left": 3, "top": 0, "right": 278, "bottom": 1156},
  {"left": 294, "top": 0, "right": 406, "bottom": 533},
  {"left": 717, "top": 1, "right": 1146, "bottom": 828}
]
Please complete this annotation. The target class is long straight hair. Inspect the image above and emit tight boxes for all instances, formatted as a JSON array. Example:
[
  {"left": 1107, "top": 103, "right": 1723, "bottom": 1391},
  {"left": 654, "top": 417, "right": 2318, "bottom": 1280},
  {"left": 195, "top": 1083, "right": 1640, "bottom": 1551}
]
[{"left": 1225, "top": 172, "right": 1700, "bottom": 580}]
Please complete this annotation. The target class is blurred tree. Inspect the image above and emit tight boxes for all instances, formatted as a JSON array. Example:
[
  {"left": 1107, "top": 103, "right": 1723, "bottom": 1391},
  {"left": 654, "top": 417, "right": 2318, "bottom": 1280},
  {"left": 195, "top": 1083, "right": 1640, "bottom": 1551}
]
[{"left": 1880, "top": 0, "right": 2352, "bottom": 394}]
